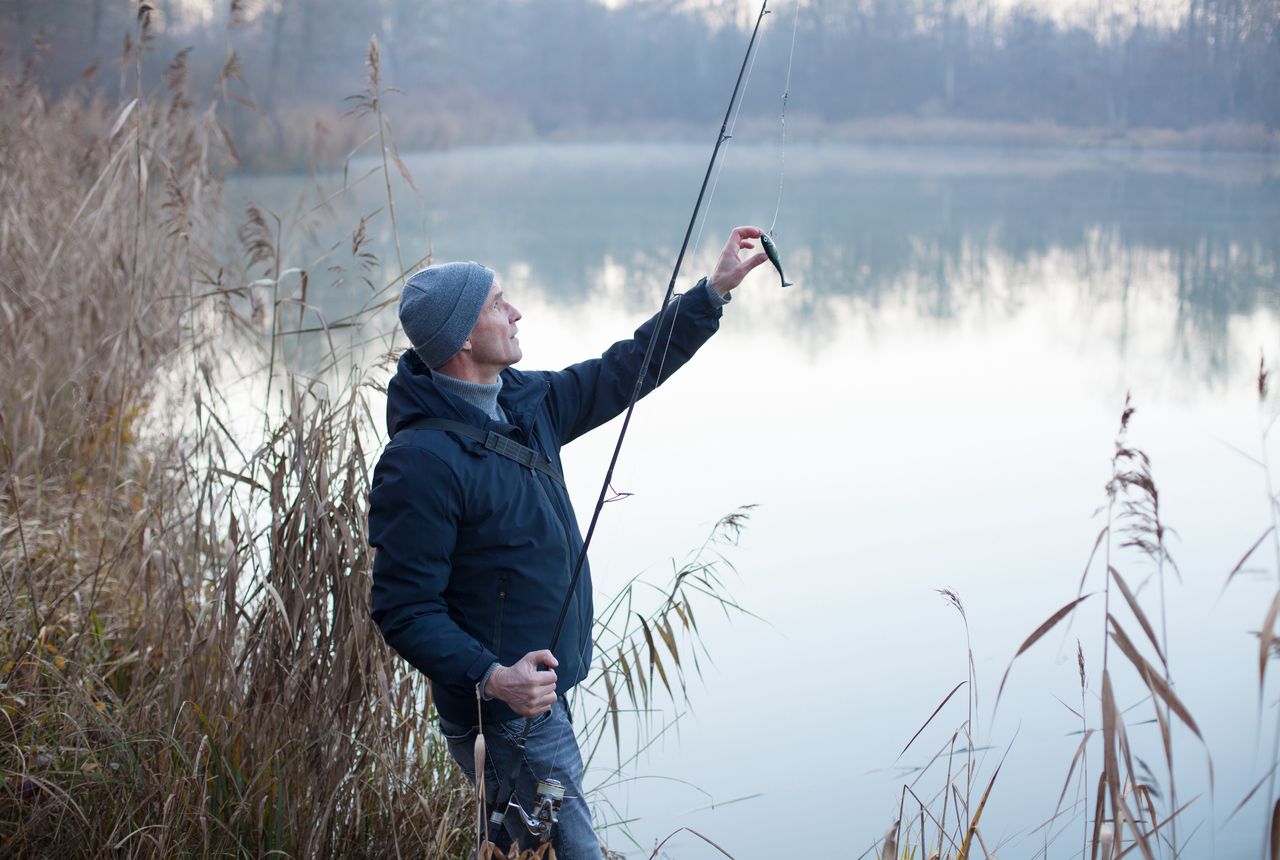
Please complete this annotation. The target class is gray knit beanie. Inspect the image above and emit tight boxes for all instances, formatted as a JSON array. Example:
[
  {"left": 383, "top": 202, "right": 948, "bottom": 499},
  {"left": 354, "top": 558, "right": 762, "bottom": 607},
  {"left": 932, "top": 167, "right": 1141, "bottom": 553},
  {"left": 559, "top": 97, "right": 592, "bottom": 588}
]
[{"left": 399, "top": 261, "right": 495, "bottom": 368}]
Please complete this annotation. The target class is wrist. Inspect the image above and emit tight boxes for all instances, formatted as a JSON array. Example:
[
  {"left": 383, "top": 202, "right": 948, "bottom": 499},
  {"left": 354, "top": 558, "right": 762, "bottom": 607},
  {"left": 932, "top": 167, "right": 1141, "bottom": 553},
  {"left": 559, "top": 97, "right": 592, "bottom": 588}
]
[
  {"left": 702, "top": 276, "right": 731, "bottom": 306},
  {"left": 480, "top": 662, "right": 504, "bottom": 701}
]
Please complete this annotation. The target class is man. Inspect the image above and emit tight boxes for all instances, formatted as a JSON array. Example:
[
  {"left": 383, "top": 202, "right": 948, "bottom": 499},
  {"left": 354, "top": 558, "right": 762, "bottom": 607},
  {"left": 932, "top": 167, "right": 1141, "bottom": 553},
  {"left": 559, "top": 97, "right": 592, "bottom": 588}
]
[{"left": 368, "top": 226, "right": 768, "bottom": 858}]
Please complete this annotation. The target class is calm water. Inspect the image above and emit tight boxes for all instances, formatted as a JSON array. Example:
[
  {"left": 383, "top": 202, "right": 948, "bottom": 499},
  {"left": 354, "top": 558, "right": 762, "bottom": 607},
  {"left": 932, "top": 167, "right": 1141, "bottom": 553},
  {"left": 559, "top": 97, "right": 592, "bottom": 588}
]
[{"left": 232, "top": 143, "right": 1279, "bottom": 858}]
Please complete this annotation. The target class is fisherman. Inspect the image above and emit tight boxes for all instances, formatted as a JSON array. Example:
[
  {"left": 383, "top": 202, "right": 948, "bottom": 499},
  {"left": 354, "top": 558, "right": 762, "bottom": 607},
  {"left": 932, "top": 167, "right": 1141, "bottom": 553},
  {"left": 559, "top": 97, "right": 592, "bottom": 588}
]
[{"left": 367, "top": 226, "right": 768, "bottom": 858}]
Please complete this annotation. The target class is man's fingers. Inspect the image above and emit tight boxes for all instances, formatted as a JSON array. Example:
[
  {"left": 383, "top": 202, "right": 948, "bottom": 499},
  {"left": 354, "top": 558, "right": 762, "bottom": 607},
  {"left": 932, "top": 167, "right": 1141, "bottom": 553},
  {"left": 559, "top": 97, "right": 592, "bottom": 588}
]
[
  {"left": 732, "top": 225, "right": 764, "bottom": 239},
  {"left": 730, "top": 252, "right": 769, "bottom": 277},
  {"left": 517, "top": 688, "right": 558, "bottom": 717},
  {"left": 526, "top": 649, "right": 558, "bottom": 668}
]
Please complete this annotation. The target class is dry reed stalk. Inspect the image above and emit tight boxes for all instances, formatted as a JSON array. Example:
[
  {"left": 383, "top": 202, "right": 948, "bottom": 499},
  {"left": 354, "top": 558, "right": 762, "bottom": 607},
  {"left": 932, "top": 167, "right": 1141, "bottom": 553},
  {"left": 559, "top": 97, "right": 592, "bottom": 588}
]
[
  {"left": 991, "top": 395, "right": 1210, "bottom": 860},
  {"left": 890, "top": 604, "right": 986, "bottom": 859},
  {"left": 880, "top": 393, "right": 1226, "bottom": 860},
  {"left": 344, "top": 36, "right": 412, "bottom": 289},
  {"left": 1215, "top": 354, "right": 1280, "bottom": 859}
]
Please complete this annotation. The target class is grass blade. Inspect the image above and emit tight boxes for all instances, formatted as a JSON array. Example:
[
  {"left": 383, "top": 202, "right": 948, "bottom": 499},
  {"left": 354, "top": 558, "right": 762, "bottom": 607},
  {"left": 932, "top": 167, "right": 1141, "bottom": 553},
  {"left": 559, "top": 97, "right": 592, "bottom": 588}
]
[
  {"left": 1109, "top": 618, "right": 1202, "bottom": 739},
  {"left": 1101, "top": 671, "right": 1124, "bottom": 857},
  {"left": 1078, "top": 527, "right": 1109, "bottom": 594},
  {"left": 882, "top": 818, "right": 899, "bottom": 860},
  {"left": 1272, "top": 798, "right": 1280, "bottom": 860},
  {"left": 1056, "top": 729, "right": 1096, "bottom": 814},
  {"left": 647, "top": 826, "right": 736, "bottom": 859},
  {"left": 1115, "top": 794, "right": 1200, "bottom": 857},
  {"left": 897, "top": 681, "right": 966, "bottom": 762},
  {"left": 1224, "top": 764, "right": 1278, "bottom": 824},
  {"left": 1260, "top": 592, "right": 1280, "bottom": 693},
  {"left": 997, "top": 594, "right": 1093, "bottom": 706},
  {"left": 1091, "top": 769, "right": 1107, "bottom": 860},
  {"left": 637, "top": 613, "right": 671, "bottom": 696},
  {"left": 1109, "top": 566, "right": 1165, "bottom": 667},
  {"left": 957, "top": 761, "right": 1002, "bottom": 860},
  {"left": 1222, "top": 527, "right": 1273, "bottom": 596}
]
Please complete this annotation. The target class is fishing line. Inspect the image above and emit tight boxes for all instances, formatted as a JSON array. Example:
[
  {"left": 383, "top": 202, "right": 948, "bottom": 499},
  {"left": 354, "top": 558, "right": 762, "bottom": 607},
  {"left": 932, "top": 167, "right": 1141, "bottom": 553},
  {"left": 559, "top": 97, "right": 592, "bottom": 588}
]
[
  {"left": 768, "top": 0, "right": 801, "bottom": 235},
  {"left": 661, "top": 3, "right": 771, "bottom": 389},
  {"left": 690, "top": 11, "right": 767, "bottom": 262},
  {"left": 485, "top": 4, "right": 775, "bottom": 845},
  {"left": 672, "top": 0, "right": 797, "bottom": 386}
]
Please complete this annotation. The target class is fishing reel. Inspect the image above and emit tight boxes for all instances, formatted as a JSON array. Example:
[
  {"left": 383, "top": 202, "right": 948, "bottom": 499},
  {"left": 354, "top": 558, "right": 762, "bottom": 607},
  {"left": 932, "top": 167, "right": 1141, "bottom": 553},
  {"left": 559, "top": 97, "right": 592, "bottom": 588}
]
[{"left": 492, "top": 778, "right": 565, "bottom": 844}]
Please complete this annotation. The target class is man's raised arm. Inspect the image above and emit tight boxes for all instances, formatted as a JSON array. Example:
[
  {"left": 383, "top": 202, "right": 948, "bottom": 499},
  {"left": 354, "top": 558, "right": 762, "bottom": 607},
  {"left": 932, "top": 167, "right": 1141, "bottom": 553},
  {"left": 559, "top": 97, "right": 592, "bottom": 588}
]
[{"left": 540, "top": 226, "right": 769, "bottom": 445}]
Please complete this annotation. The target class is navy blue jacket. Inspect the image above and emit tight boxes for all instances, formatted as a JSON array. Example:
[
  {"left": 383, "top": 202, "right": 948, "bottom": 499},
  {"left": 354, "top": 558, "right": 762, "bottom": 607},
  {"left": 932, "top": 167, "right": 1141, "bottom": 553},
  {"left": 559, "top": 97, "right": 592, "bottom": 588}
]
[{"left": 368, "top": 281, "right": 723, "bottom": 726}]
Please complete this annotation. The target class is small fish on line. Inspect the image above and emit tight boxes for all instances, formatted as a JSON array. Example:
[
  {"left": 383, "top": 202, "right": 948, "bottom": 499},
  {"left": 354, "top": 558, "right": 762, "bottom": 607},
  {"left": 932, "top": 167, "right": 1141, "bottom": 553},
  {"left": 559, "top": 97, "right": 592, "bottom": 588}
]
[{"left": 760, "top": 232, "right": 794, "bottom": 288}]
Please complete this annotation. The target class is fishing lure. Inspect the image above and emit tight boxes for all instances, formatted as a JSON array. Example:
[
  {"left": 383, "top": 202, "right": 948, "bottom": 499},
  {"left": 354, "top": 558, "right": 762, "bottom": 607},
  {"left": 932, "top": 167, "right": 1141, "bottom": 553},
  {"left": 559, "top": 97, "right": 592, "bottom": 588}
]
[{"left": 761, "top": 232, "right": 794, "bottom": 287}]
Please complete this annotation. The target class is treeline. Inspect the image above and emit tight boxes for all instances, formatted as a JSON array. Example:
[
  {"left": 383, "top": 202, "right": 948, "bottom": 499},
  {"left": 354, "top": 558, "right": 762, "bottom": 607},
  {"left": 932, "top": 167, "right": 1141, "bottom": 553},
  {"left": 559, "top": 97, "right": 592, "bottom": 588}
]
[{"left": 2, "top": 0, "right": 1277, "bottom": 153}]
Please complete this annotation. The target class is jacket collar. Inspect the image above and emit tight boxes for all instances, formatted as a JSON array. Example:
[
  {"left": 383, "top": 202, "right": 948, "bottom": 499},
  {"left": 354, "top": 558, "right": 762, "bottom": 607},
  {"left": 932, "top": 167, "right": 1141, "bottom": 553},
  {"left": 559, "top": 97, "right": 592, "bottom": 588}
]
[
  {"left": 497, "top": 368, "right": 550, "bottom": 435},
  {"left": 386, "top": 350, "right": 549, "bottom": 444}
]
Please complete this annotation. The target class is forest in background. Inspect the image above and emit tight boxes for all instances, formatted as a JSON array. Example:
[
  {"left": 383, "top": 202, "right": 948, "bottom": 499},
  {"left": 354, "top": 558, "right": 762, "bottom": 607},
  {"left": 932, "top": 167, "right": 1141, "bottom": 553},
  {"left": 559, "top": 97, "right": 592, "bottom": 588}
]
[{"left": 2, "top": 0, "right": 1277, "bottom": 166}]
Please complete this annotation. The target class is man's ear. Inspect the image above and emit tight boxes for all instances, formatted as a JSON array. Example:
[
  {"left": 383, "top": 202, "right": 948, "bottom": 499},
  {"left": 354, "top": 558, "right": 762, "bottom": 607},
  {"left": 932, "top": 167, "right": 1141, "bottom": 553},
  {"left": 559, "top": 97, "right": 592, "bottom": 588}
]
[{"left": 460, "top": 337, "right": 472, "bottom": 352}]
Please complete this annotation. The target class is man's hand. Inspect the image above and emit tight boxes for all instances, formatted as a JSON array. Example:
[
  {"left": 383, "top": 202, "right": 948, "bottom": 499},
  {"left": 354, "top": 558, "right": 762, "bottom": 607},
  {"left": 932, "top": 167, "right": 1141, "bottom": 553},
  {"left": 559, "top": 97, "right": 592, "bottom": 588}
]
[
  {"left": 485, "top": 650, "right": 559, "bottom": 717},
  {"left": 708, "top": 225, "right": 770, "bottom": 298}
]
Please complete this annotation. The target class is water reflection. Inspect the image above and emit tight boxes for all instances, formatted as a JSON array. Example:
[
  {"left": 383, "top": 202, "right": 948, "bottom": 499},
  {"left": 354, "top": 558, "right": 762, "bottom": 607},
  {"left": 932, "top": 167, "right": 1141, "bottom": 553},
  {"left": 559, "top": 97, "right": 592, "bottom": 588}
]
[{"left": 231, "top": 144, "right": 1279, "bottom": 388}]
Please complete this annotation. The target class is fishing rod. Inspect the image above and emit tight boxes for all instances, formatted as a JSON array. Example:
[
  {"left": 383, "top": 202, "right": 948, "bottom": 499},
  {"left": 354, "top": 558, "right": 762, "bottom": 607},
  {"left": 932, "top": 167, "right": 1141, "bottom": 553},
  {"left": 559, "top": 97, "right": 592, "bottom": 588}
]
[{"left": 485, "top": 0, "right": 776, "bottom": 846}]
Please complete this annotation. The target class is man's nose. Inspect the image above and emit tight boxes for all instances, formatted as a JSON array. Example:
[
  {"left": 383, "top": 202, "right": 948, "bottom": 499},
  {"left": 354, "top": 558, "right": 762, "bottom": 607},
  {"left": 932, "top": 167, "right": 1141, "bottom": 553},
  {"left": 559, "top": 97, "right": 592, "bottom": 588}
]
[{"left": 510, "top": 304, "right": 522, "bottom": 323}]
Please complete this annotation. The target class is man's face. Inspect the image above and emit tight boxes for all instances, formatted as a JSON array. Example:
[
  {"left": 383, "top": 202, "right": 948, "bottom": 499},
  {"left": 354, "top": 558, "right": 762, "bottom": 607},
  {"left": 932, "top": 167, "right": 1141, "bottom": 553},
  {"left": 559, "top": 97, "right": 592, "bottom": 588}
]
[{"left": 465, "top": 281, "right": 523, "bottom": 373}]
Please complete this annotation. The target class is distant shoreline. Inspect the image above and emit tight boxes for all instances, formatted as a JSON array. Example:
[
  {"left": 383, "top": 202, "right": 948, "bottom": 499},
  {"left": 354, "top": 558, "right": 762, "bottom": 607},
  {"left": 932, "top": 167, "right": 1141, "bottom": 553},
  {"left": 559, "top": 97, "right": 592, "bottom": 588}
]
[
  {"left": 541, "top": 114, "right": 1280, "bottom": 155},
  {"left": 241, "top": 112, "right": 1279, "bottom": 174}
]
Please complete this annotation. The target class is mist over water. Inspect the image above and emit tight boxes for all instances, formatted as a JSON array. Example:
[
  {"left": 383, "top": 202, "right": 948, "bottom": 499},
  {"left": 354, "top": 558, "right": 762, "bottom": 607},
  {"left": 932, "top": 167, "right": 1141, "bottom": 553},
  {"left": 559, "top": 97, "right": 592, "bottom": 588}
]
[{"left": 233, "top": 142, "right": 1279, "bottom": 857}]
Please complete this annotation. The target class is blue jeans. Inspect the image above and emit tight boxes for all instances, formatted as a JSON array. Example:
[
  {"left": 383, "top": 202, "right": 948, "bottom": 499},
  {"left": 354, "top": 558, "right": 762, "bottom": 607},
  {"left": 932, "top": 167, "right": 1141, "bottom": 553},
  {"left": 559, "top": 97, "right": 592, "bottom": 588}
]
[{"left": 438, "top": 699, "right": 601, "bottom": 859}]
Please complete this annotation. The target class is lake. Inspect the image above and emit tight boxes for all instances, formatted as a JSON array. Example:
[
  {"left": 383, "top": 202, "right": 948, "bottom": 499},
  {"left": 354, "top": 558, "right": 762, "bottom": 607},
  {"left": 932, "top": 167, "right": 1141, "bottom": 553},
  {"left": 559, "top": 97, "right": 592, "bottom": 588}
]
[{"left": 231, "top": 141, "right": 1280, "bottom": 858}]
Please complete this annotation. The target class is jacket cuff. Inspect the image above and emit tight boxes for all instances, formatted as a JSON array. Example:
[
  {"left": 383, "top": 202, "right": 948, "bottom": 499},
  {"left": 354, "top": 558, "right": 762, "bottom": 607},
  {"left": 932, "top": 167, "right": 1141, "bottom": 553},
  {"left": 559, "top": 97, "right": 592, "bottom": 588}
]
[
  {"left": 465, "top": 648, "right": 499, "bottom": 686},
  {"left": 699, "top": 276, "right": 731, "bottom": 307},
  {"left": 478, "top": 661, "right": 501, "bottom": 701}
]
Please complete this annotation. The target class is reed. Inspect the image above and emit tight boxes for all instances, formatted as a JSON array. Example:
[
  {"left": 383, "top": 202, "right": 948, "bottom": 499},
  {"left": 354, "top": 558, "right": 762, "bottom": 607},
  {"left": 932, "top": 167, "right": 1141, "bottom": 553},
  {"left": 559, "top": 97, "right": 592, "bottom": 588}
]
[
  {"left": 1219, "top": 356, "right": 1280, "bottom": 859},
  {"left": 868, "top": 394, "right": 1222, "bottom": 860},
  {"left": 0, "top": 15, "right": 480, "bottom": 854}
]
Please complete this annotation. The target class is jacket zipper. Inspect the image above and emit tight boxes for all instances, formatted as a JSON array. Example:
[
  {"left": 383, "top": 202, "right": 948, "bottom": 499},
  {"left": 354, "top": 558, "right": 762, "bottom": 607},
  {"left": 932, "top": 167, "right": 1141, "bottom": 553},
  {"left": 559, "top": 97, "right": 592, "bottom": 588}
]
[
  {"left": 528, "top": 458, "right": 588, "bottom": 659},
  {"left": 492, "top": 572, "right": 510, "bottom": 655}
]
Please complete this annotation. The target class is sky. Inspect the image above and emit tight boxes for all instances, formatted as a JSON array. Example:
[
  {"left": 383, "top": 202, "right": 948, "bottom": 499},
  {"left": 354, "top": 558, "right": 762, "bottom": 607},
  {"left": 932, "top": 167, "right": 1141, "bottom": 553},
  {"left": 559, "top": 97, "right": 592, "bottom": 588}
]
[
  {"left": 654, "top": 0, "right": 1190, "bottom": 31},
  {"left": 176, "top": 0, "right": 1192, "bottom": 34}
]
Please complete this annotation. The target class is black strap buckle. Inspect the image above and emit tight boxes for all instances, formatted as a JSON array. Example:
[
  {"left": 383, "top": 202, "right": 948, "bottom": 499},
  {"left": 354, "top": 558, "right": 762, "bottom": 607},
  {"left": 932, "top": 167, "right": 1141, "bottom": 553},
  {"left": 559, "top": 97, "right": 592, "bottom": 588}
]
[
  {"left": 485, "top": 430, "right": 538, "bottom": 469},
  {"left": 397, "top": 417, "right": 566, "bottom": 489}
]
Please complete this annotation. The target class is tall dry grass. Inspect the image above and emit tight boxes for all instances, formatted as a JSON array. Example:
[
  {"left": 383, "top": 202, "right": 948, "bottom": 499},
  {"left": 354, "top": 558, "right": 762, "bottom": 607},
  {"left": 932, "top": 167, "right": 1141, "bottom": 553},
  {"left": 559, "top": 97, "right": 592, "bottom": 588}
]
[
  {"left": 1221, "top": 357, "right": 1280, "bottom": 859},
  {"left": 870, "top": 390, "right": 1280, "bottom": 860},
  {"left": 994, "top": 396, "right": 1211, "bottom": 860},
  {"left": 0, "top": 18, "right": 484, "bottom": 856}
]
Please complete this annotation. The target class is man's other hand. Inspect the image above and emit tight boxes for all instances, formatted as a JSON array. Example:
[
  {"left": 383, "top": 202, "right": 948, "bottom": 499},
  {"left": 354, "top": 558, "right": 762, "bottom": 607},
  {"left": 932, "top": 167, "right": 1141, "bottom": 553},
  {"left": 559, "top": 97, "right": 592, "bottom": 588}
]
[
  {"left": 485, "top": 650, "right": 560, "bottom": 717},
  {"left": 708, "top": 225, "right": 770, "bottom": 297}
]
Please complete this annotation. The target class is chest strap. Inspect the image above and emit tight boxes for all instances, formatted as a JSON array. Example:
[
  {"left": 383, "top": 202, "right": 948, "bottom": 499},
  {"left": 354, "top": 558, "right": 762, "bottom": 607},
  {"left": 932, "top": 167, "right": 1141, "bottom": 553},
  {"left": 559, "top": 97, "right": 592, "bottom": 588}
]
[{"left": 395, "top": 417, "right": 566, "bottom": 490}]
